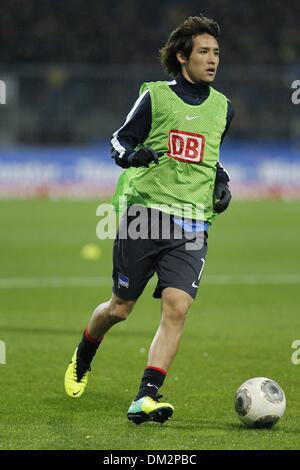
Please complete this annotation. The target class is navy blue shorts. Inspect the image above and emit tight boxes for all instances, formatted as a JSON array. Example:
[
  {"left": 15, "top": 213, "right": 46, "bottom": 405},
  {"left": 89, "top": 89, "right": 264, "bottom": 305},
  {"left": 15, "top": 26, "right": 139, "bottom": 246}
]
[{"left": 112, "top": 206, "right": 208, "bottom": 301}]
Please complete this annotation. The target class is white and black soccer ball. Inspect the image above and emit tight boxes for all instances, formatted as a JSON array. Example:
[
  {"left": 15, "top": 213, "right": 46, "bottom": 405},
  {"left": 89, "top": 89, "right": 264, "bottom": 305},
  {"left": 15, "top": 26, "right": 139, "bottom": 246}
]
[{"left": 234, "top": 377, "right": 286, "bottom": 428}]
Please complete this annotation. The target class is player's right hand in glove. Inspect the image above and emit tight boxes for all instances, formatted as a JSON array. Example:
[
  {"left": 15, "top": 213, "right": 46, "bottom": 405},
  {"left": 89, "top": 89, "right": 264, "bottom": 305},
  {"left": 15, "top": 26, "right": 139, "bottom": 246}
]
[{"left": 127, "top": 147, "right": 164, "bottom": 168}]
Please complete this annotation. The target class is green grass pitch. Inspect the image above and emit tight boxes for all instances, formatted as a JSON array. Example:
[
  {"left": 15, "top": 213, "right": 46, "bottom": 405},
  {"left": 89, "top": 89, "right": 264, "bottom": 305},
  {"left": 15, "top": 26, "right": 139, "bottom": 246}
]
[{"left": 0, "top": 199, "right": 300, "bottom": 450}]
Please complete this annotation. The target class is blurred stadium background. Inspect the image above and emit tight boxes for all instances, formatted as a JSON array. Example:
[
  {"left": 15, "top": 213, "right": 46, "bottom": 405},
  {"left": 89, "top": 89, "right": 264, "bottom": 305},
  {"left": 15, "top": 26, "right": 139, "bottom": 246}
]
[{"left": 0, "top": 0, "right": 300, "bottom": 198}]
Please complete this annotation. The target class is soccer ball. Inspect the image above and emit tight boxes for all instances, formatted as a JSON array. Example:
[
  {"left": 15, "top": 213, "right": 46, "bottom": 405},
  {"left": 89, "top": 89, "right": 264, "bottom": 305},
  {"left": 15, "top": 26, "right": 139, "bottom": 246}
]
[{"left": 234, "top": 377, "right": 286, "bottom": 428}]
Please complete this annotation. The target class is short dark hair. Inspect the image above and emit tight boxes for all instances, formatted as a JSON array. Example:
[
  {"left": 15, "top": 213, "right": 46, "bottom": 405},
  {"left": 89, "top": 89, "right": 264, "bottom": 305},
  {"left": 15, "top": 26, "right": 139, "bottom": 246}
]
[{"left": 159, "top": 14, "right": 220, "bottom": 77}]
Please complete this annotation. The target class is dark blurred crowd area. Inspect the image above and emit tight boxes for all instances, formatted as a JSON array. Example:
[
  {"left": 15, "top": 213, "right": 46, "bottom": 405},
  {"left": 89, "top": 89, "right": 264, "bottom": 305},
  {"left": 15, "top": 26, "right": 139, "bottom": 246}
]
[
  {"left": 1, "top": 0, "right": 299, "bottom": 65},
  {"left": 0, "top": 0, "right": 299, "bottom": 144}
]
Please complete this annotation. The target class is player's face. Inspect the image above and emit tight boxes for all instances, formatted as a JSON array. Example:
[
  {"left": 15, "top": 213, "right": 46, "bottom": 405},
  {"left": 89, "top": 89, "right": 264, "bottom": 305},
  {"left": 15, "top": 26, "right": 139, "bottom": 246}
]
[{"left": 178, "top": 33, "right": 220, "bottom": 84}]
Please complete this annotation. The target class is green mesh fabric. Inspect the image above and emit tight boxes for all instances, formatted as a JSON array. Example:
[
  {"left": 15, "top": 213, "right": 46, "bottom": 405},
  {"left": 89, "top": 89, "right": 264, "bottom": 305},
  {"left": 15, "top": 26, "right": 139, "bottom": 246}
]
[{"left": 112, "top": 81, "right": 228, "bottom": 222}]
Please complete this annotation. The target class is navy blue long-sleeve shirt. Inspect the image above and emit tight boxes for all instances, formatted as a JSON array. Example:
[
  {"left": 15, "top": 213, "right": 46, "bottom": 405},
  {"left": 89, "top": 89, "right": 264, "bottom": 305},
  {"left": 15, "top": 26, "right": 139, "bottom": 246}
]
[{"left": 111, "top": 73, "right": 234, "bottom": 182}]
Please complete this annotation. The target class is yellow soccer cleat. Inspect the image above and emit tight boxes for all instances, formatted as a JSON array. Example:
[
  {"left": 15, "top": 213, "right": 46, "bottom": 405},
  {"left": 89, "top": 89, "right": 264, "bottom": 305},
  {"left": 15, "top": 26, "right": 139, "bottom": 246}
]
[
  {"left": 127, "top": 395, "right": 174, "bottom": 425},
  {"left": 64, "top": 348, "right": 90, "bottom": 398}
]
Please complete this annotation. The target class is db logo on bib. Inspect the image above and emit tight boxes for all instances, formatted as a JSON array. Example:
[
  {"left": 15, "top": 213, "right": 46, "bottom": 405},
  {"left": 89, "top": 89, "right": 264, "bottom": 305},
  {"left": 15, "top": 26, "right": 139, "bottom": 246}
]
[{"left": 167, "top": 129, "right": 205, "bottom": 163}]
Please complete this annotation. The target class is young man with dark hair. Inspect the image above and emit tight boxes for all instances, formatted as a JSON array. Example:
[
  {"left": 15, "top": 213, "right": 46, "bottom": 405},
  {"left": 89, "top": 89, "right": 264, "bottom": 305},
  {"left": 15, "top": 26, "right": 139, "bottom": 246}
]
[{"left": 65, "top": 14, "right": 234, "bottom": 425}]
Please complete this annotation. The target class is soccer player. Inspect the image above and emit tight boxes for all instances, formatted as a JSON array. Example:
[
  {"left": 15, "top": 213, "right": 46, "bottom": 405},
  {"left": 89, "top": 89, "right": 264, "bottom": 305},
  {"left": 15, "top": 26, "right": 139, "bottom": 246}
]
[{"left": 65, "top": 14, "right": 234, "bottom": 425}]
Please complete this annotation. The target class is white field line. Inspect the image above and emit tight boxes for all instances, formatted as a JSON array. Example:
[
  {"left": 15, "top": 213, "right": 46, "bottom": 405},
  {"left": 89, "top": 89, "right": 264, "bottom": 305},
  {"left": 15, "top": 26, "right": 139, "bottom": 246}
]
[{"left": 0, "top": 274, "right": 299, "bottom": 289}]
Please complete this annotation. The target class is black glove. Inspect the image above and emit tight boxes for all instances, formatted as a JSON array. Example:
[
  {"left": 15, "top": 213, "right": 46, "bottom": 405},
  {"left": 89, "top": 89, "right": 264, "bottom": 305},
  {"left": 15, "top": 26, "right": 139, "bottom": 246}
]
[
  {"left": 127, "top": 147, "right": 164, "bottom": 168},
  {"left": 214, "top": 181, "right": 232, "bottom": 214}
]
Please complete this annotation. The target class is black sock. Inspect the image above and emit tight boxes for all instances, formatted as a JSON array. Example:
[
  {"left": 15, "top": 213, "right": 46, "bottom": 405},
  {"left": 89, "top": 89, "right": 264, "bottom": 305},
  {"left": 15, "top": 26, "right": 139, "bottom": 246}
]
[
  {"left": 135, "top": 366, "right": 167, "bottom": 401},
  {"left": 77, "top": 327, "right": 103, "bottom": 366}
]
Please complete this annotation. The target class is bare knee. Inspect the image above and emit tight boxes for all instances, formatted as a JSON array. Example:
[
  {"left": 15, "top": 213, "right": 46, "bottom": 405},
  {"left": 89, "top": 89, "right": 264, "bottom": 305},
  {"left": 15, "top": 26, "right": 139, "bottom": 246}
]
[
  {"left": 109, "top": 294, "right": 136, "bottom": 321},
  {"left": 162, "top": 288, "right": 193, "bottom": 324}
]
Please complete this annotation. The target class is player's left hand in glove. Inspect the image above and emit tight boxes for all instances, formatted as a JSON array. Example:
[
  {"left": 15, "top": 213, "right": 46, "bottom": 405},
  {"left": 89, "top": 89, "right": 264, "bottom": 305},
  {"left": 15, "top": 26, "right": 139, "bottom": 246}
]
[{"left": 214, "top": 181, "right": 232, "bottom": 214}]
